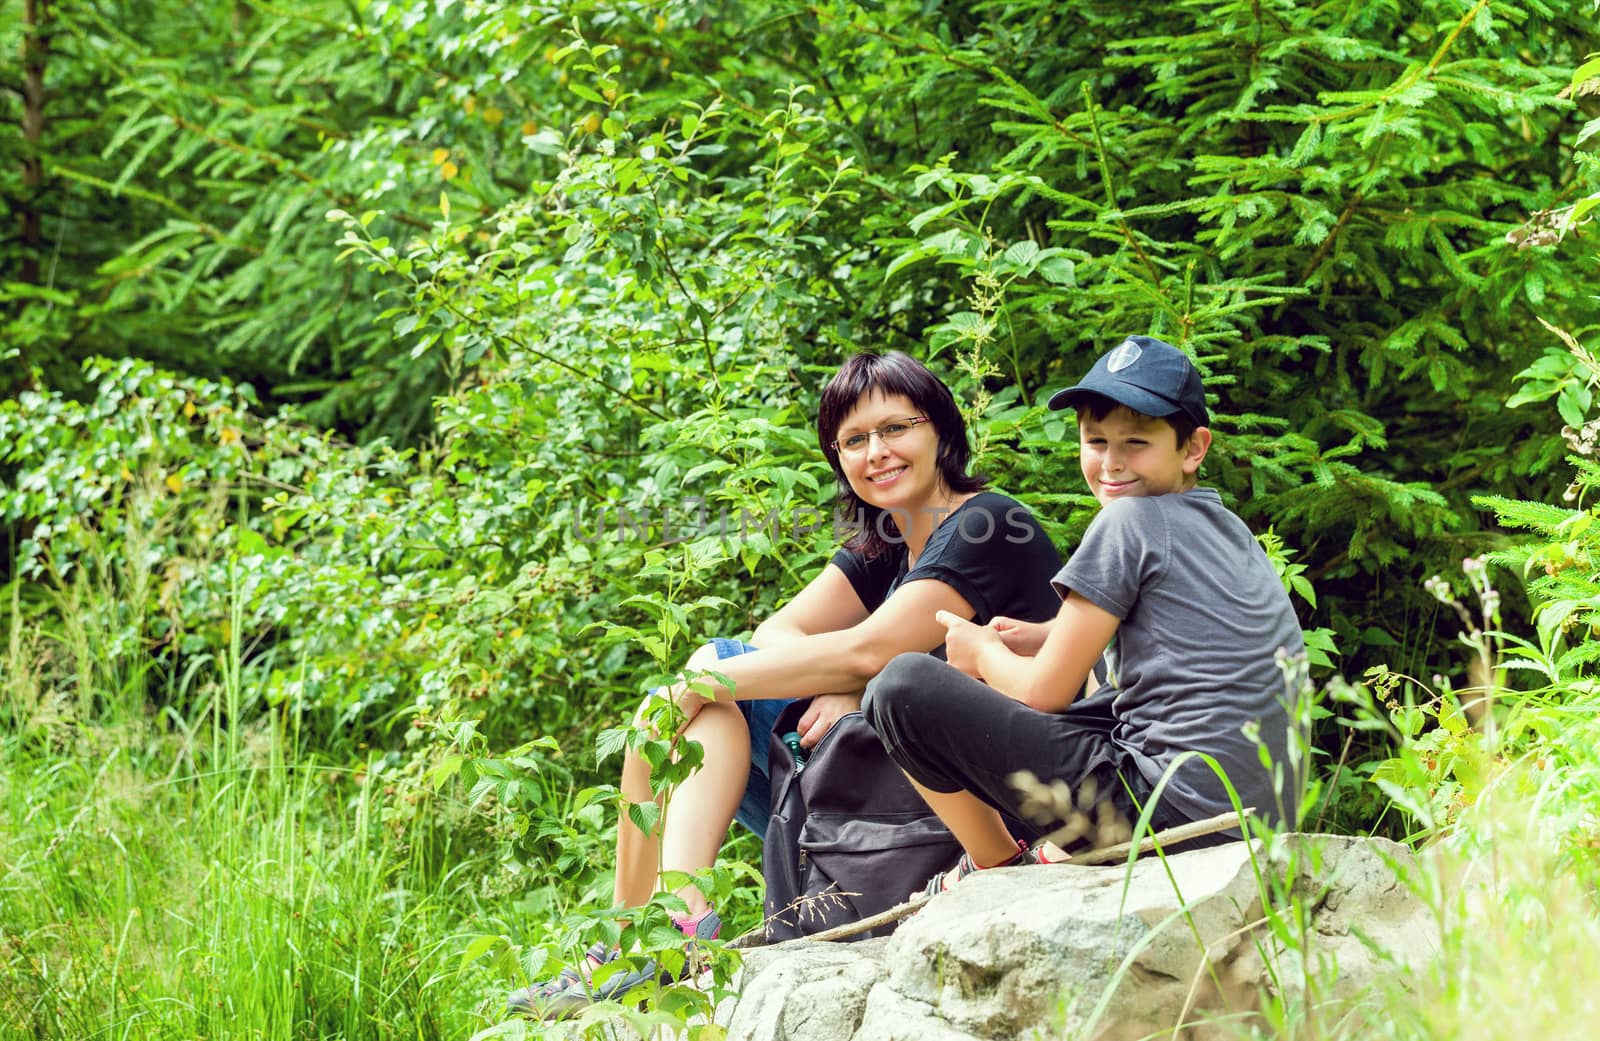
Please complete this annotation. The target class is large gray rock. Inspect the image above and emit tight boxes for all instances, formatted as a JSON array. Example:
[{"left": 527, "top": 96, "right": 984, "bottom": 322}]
[
  {"left": 720, "top": 834, "right": 1435, "bottom": 1041},
  {"left": 723, "top": 941, "right": 887, "bottom": 1041}
]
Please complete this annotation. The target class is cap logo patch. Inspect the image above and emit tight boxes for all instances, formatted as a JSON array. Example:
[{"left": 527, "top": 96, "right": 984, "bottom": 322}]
[{"left": 1107, "top": 339, "right": 1142, "bottom": 373}]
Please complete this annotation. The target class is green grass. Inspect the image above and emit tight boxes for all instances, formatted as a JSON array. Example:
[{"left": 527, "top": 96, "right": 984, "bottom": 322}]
[
  {"left": 0, "top": 570, "right": 520, "bottom": 1041},
  {"left": 0, "top": 563, "right": 761, "bottom": 1041},
  {"left": 0, "top": 709, "right": 512, "bottom": 1040},
  {"left": 5, "top": 550, "right": 1599, "bottom": 1041},
  {"left": 1226, "top": 703, "right": 1600, "bottom": 1041}
]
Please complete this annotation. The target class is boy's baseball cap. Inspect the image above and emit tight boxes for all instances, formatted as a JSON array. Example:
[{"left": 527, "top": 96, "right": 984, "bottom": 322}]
[{"left": 1047, "top": 335, "right": 1209, "bottom": 426}]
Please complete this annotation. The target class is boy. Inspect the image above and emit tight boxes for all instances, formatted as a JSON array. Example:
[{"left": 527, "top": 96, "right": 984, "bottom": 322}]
[{"left": 860, "top": 336, "right": 1305, "bottom": 890}]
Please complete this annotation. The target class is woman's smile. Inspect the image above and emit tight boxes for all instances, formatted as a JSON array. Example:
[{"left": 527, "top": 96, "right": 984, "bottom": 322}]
[{"left": 865, "top": 464, "right": 908, "bottom": 485}]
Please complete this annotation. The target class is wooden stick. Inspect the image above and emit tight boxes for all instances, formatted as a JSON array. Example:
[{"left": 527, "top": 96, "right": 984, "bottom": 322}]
[
  {"left": 741, "top": 809, "right": 1251, "bottom": 948},
  {"left": 1051, "top": 807, "right": 1252, "bottom": 866}
]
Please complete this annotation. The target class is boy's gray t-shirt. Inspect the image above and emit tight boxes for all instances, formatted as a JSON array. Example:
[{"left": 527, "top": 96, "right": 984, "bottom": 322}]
[{"left": 1052, "top": 487, "right": 1305, "bottom": 828}]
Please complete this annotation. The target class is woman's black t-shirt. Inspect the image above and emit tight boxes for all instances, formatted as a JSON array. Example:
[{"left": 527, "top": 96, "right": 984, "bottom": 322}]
[{"left": 829, "top": 491, "right": 1062, "bottom": 630}]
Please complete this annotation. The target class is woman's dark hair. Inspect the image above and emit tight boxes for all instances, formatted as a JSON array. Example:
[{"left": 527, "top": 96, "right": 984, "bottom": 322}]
[{"left": 816, "top": 351, "right": 987, "bottom": 560}]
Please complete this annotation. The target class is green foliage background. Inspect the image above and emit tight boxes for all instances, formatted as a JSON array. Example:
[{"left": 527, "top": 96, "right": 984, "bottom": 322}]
[
  {"left": 4, "top": 0, "right": 1600, "bottom": 1036},
  {"left": 8, "top": 0, "right": 1597, "bottom": 773}
]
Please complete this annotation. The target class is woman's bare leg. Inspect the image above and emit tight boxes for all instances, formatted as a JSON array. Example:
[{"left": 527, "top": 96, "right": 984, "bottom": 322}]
[{"left": 613, "top": 646, "right": 753, "bottom": 913}]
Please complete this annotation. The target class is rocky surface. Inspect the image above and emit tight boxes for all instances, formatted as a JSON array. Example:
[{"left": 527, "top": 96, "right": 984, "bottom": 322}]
[{"left": 717, "top": 834, "right": 1436, "bottom": 1041}]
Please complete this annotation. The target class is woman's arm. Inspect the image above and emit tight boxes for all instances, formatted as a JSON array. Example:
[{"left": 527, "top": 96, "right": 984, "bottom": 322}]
[
  {"left": 674, "top": 576, "right": 976, "bottom": 718},
  {"left": 938, "top": 592, "right": 1118, "bottom": 713},
  {"left": 748, "top": 564, "right": 870, "bottom": 649}
]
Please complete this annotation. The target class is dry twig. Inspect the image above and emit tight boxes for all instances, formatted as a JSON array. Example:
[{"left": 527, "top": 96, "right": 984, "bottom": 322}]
[{"left": 736, "top": 809, "right": 1251, "bottom": 948}]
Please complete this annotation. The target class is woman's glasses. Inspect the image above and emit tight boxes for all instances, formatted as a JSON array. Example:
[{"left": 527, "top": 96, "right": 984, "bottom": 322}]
[{"left": 831, "top": 416, "right": 930, "bottom": 456}]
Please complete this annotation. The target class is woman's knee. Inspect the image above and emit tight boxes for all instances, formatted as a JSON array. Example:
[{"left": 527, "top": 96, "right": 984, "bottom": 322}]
[
  {"left": 683, "top": 641, "right": 726, "bottom": 672},
  {"left": 632, "top": 641, "right": 732, "bottom": 727}
]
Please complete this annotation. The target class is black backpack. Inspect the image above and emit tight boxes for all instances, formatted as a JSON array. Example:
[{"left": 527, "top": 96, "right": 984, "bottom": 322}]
[{"left": 760, "top": 699, "right": 962, "bottom": 943}]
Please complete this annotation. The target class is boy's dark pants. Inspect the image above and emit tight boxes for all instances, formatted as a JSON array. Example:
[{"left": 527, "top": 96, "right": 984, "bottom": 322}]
[{"left": 861, "top": 652, "right": 1187, "bottom": 847}]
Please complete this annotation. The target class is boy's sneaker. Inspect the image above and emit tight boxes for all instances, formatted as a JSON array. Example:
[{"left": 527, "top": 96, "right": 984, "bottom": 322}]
[{"left": 919, "top": 838, "right": 1064, "bottom": 899}]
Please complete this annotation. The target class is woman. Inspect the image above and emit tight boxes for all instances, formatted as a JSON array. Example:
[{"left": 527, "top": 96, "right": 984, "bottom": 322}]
[{"left": 510, "top": 351, "right": 1062, "bottom": 1015}]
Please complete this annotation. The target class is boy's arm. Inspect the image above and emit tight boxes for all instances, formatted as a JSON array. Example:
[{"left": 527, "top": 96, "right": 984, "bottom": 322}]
[
  {"left": 989, "top": 615, "right": 1053, "bottom": 656},
  {"left": 939, "top": 593, "right": 1118, "bottom": 713}
]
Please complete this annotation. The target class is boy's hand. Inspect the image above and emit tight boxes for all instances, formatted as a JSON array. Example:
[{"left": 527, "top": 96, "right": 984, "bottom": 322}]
[
  {"left": 936, "top": 609, "right": 1000, "bottom": 679},
  {"left": 795, "top": 692, "right": 862, "bottom": 748},
  {"left": 990, "top": 615, "right": 1051, "bottom": 657}
]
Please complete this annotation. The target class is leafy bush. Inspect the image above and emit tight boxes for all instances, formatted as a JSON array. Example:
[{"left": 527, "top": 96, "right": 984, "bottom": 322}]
[{"left": 7, "top": 0, "right": 1600, "bottom": 868}]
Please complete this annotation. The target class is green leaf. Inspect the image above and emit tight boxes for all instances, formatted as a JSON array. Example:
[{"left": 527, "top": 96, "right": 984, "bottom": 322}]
[
  {"left": 429, "top": 754, "right": 465, "bottom": 788},
  {"left": 1001, "top": 240, "right": 1040, "bottom": 268},
  {"left": 235, "top": 527, "right": 267, "bottom": 555},
  {"left": 595, "top": 726, "right": 630, "bottom": 764},
  {"left": 627, "top": 800, "right": 662, "bottom": 837},
  {"left": 1037, "top": 256, "right": 1076, "bottom": 285},
  {"left": 1558, "top": 386, "right": 1588, "bottom": 428},
  {"left": 458, "top": 933, "right": 508, "bottom": 973},
  {"left": 1570, "top": 56, "right": 1600, "bottom": 95},
  {"left": 1288, "top": 122, "right": 1323, "bottom": 167},
  {"left": 885, "top": 247, "right": 933, "bottom": 281}
]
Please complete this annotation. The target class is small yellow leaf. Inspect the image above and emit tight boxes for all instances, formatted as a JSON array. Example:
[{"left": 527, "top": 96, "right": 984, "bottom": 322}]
[
  {"left": 440, "top": 191, "right": 451, "bottom": 220},
  {"left": 521, "top": 120, "right": 538, "bottom": 136},
  {"left": 482, "top": 106, "right": 504, "bottom": 125},
  {"left": 509, "top": 627, "right": 524, "bottom": 640},
  {"left": 653, "top": 14, "right": 667, "bottom": 31},
  {"left": 430, "top": 147, "right": 450, "bottom": 165},
  {"left": 220, "top": 427, "right": 241, "bottom": 445},
  {"left": 183, "top": 400, "right": 196, "bottom": 418},
  {"left": 440, "top": 161, "right": 459, "bottom": 181},
  {"left": 463, "top": 95, "right": 477, "bottom": 114},
  {"left": 165, "top": 473, "right": 184, "bottom": 494},
  {"left": 120, "top": 465, "right": 133, "bottom": 481},
  {"left": 581, "top": 113, "right": 600, "bottom": 134}
]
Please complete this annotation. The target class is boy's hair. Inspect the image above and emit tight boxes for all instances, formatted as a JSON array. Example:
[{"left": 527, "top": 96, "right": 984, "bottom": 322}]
[
  {"left": 817, "top": 351, "right": 987, "bottom": 560},
  {"left": 1075, "top": 391, "right": 1200, "bottom": 447}
]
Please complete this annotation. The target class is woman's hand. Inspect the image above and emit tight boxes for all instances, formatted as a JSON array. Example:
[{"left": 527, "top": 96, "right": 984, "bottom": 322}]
[
  {"left": 936, "top": 609, "right": 1003, "bottom": 679},
  {"left": 670, "top": 676, "right": 721, "bottom": 725},
  {"left": 795, "top": 692, "right": 863, "bottom": 749},
  {"left": 990, "top": 615, "right": 1052, "bottom": 657}
]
